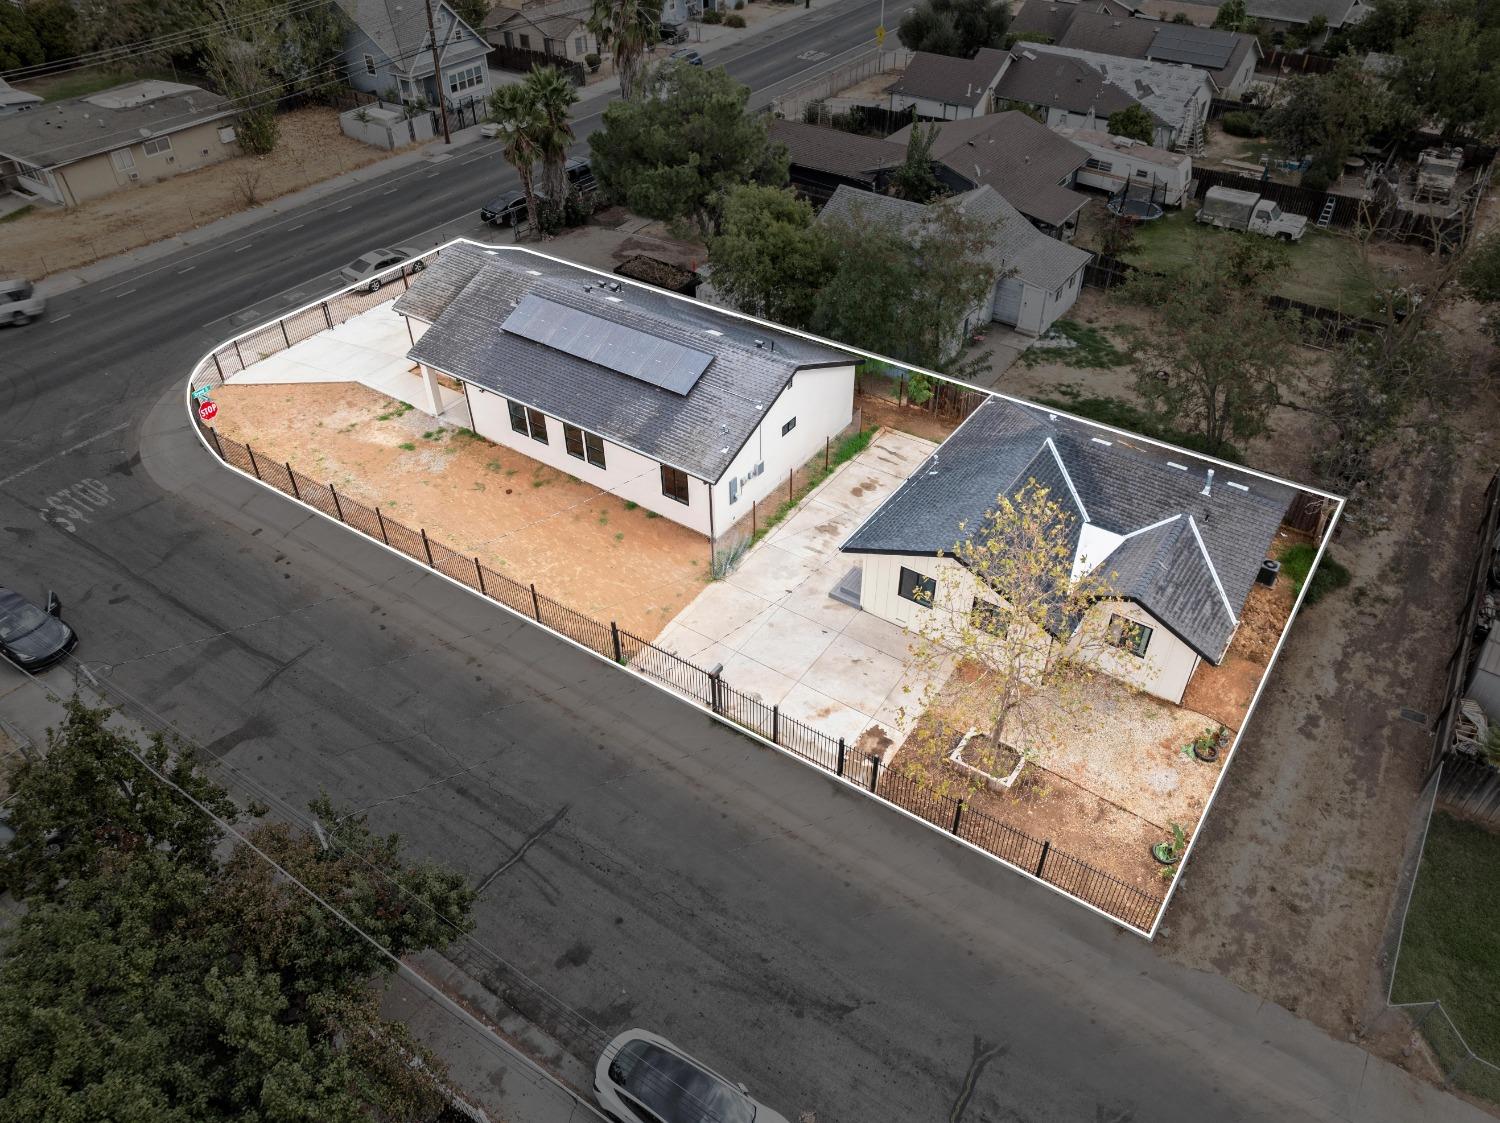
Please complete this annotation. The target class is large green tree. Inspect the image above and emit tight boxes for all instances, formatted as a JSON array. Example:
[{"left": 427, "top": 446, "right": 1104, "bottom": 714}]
[
  {"left": 525, "top": 65, "right": 580, "bottom": 204},
  {"left": 588, "top": 0, "right": 659, "bottom": 100},
  {"left": 21, "top": 0, "right": 76, "bottom": 62},
  {"left": 1120, "top": 237, "right": 1298, "bottom": 455},
  {"left": 0, "top": 3, "right": 43, "bottom": 70},
  {"left": 1106, "top": 104, "right": 1155, "bottom": 144},
  {"left": 889, "top": 121, "right": 943, "bottom": 204},
  {"left": 897, "top": 0, "right": 1009, "bottom": 57},
  {"left": 1390, "top": 6, "right": 1500, "bottom": 139},
  {"left": 0, "top": 701, "right": 476, "bottom": 1123},
  {"left": 589, "top": 64, "right": 788, "bottom": 235},
  {"left": 706, "top": 185, "right": 834, "bottom": 326},
  {"left": 1262, "top": 55, "right": 1402, "bottom": 187}
]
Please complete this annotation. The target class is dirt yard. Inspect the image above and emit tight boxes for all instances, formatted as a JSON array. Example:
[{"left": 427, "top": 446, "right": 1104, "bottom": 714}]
[
  {"left": 1182, "top": 561, "right": 1298, "bottom": 731},
  {"left": 1, "top": 109, "right": 399, "bottom": 279},
  {"left": 208, "top": 382, "right": 711, "bottom": 637}
]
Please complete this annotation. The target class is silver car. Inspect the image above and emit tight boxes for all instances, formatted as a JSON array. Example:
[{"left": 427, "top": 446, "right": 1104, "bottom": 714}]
[
  {"left": 1, "top": 278, "right": 46, "bottom": 326},
  {"left": 594, "top": 1030, "right": 790, "bottom": 1123},
  {"left": 338, "top": 246, "right": 424, "bottom": 292}
]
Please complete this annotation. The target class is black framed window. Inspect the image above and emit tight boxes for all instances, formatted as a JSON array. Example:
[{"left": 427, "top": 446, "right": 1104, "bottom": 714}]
[
  {"left": 525, "top": 407, "right": 547, "bottom": 444},
  {"left": 897, "top": 566, "right": 935, "bottom": 608},
  {"left": 781, "top": 416, "right": 797, "bottom": 436},
  {"left": 563, "top": 423, "right": 585, "bottom": 460},
  {"left": 584, "top": 431, "right": 605, "bottom": 468},
  {"left": 660, "top": 465, "right": 690, "bottom": 505},
  {"left": 508, "top": 399, "right": 528, "bottom": 436},
  {"left": 1106, "top": 612, "right": 1152, "bottom": 657}
]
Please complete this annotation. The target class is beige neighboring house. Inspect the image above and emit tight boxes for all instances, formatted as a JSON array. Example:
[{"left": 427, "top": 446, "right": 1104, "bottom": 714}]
[
  {"left": 483, "top": 1, "right": 599, "bottom": 61},
  {"left": 0, "top": 80, "right": 239, "bottom": 207}
]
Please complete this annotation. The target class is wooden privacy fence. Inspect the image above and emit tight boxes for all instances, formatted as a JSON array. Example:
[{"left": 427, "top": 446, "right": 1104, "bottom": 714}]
[
  {"left": 195, "top": 419, "right": 1165, "bottom": 932},
  {"left": 1191, "top": 167, "right": 1365, "bottom": 228},
  {"left": 1438, "top": 755, "right": 1500, "bottom": 826}
]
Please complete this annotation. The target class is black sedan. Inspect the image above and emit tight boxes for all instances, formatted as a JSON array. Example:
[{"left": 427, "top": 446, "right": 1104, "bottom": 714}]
[
  {"left": 0, "top": 586, "right": 76, "bottom": 671},
  {"left": 480, "top": 189, "right": 548, "bottom": 226}
]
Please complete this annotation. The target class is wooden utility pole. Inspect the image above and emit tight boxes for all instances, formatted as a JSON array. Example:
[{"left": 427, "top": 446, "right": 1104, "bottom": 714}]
[{"left": 424, "top": 0, "right": 452, "bottom": 144}]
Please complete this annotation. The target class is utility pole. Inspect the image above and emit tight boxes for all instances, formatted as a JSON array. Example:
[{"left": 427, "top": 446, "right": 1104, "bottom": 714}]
[{"left": 424, "top": 0, "right": 452, "bottom": 144}]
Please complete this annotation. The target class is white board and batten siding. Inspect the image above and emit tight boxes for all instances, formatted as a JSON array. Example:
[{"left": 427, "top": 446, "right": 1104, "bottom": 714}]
[{"left": 1072, "top": 600, "right": 1199, "bottom": 705}]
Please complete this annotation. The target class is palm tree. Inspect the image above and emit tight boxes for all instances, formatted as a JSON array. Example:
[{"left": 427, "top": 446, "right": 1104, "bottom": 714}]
[
  {"left": 524, "top": 65, "right": 579, "bottom": 203},
  {"left": 588, "top": 0, "right": 659, "bottom": 100},
  {"left": 488, "top": 85, "right": 546, "bottom": 236}
]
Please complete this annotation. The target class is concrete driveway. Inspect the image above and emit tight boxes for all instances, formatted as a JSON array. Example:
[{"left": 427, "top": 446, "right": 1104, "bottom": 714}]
[{"left": 652, "top": 428, "right": 952, "bottom": 758}]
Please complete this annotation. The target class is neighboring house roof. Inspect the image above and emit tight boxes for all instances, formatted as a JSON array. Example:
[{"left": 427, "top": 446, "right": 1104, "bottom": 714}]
[
  {"left": 889, "top": 112, "right": 1091, "bottom": 228},
  {"left": 995, "top": 49, "right": 1140, "bottom": 119},
  {"left": 0, "top": 81, "right": 235, "bottom": 169},
  {"left": 1145, "top": 0, "right": 1364, "bottom": 26},
  {"left": 1013, "top": 6, "right": 1258, "bottom": 90},
  {"left": 818, "top": 183, "right": 1091, "bottom": 292},
  {"left": 841, "top": 396, "right": 1296, "bottom": 663},
  {"left": 396, "top": 243, "right": 854, "bottom": 482},
  {"left": 1023, "top": 43, "right": 1214, "bottom": 129},
  {"left": 336, "top": 0, "right": 485, "bottom": 78},
  {"left": 767, "top": 119, "right": 907, "bottom": 184},
  {"left": 1056, "top": 126, "right": 1191, "bottom": 171},
  {"left": 0, "top": 77, "right": 43, "bottom": 110},
  {"left": 483, "top": 2, "right": 590, "bottom": 41},
  {"left": 887, "top": 47, "right": 1011, "bottom": 108}
]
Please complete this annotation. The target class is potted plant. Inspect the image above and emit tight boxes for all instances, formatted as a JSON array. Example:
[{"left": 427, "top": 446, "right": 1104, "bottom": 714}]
[
  {"left": 1184, "top": 724, "right": 1230, "bottom": 763},
  {"left": 1151, "top": 821, "right": 1187, "bottom": 867}
]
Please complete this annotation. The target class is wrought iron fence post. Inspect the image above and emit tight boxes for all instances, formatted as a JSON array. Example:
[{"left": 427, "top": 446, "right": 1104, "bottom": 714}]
[
  {"left": 788, "top": 470, "right": 794, "bottom": 504},
  {"left": 246, "top": 445, "right": 261, "bottom": 479},
  {"left": 280, "top": 319, "right": 290, "bottom": 348},
  {"left": 376, "top": 507, "right": 390, "bottom": 545},
  {"left": 867, "top": 754, "right": 879, "bottom": 792},
  {"left": 836, "top": 738, "right": 845, "bottom": 777},
  {"left": 824, "top": 437, "right": 830, "bottom": 472},
  {"left": 286, "top": 463, "right": 300, "bottom": 500},
  {"left": 709, "top": 669, "right": 722, "bottom": 714},
  {"left": 322, "top": 302, "right": 333, "bottom": 329},
  {"left": 330, "top": 483, "right": 345, "bottom": 522},
  {"left": 530, "top": 583, "right": 541, "bottom": 621},
  {"left": 772, "top": 704, "right": 779, "bottom": 744},
  {"left": 610, "top": 621, "right": 622, "bottom": 663},
  {"left": 208, "top": 427, "right": 223, "bottom": 458},
  {"left": 212, "top": 353, "right": 224, "bottom": 381},
  {"left": 475, "top": 557, "right": 486, "bottom": 595},
  {"left": 420, "top": 528, "right": 434, "bottom": 566},
  {"left": 233, "top": 339, "right": 244, "bottom": 368},
  {"left": 1036, "top": 839, "right": 1051, "bottom": 879},
  {"left": 951, "top": 801, "right": 963, "bottom": 836}
]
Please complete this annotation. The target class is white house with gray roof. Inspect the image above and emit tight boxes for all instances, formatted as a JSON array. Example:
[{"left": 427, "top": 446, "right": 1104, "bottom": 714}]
[
  {"left": 839, "top": 397, "right": 1296, "bottom": 704},
  {"left": 818, "top": 184, "right": 1091, "bottom": 336},
  {"left": 336, "top": 0, "right": 491, "bottom": 109},
  {"left": 393, "top": 243, "right": 858, "bottom": 539}
]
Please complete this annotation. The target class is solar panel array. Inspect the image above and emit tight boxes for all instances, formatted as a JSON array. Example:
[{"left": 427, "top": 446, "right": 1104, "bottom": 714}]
[
  {"left": 500, "top": 293, "right": 714, "bottom": 396},
  {"left": 1147, "top": 25, "right": 1237, "bottom": 70}
]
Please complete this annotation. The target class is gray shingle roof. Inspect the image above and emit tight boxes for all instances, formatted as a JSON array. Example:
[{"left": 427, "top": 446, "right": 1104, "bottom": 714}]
[
  {"left": 767, "top": 119, "right": 906, "bottom": 184},
  {"left": 335, "top": 0, "right": 485, "bottom": 78},
  {"left": 817, "top": 184, "right": 1090, "bottom": 292},
  {"left": 888, "top": 48, "right": 1011, "bottom": 107},
  {"left": 396, "top": 243, "right": 853, "bottom": 482},
  {"left": 1023, "top": 43, "right": 1214, "bottom": 129},
  {"left": 841, "top": 396, "right": 1297, "bottom": 662},
  {"left": 888, "top": 112, "right": 1090, "bottom": 228},
  {"left": 995, "top": 50, "right": 1140, "bottom": 118},
  {"left": 0, "top": 78, "right": 43, "bottom": 110},
  {"left": 1011, "top": 7, "right": 1257, "bottom": 89},
  {"left": 0, "top": 80, "right": 234, "bottom": 168},
  {"left": 1240, "top": 0, "right": 1362, "bottom": 27}
]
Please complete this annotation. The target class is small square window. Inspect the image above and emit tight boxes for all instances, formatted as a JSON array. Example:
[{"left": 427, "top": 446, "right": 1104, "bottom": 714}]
[
  {"left": 1107, "top": 612, "right": 1152, "bottom": 657},
  {"left": 575, "top": 36, "right": 586, "bottom": 54},
  {"left": 661, "top": 465, "right": 690, "bottom": 505},
  {"left": 519, "top": 33, "right": 531, "bottom": 48},
  {"left": 897, "top": 566, "right": 935, "bottom": 608},
  {"left": 781, "top": 416, "right": 797, "bottom": 436},
  {"left": 364, "top": 53, "right": 377, "bottom": 76},
  {"left": 142, "top": 135, "right": 172, "bottom": 157}
]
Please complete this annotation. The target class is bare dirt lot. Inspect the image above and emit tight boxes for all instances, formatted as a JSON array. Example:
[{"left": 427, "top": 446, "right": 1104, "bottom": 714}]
[
  {"left": 1, "top": 109, "right": 397, "bottom": 279},
  {"left": 209, "top": 382, "right": 711, "bottom": 637}
]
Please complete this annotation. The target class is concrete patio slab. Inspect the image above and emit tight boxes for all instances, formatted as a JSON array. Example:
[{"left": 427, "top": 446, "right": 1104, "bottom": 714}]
[
  {"left": 840, "top": 610, "right": 917, "bottom": 663},
  {"left": 777, "top": 682, "right": 873, "bottom": 746},
  {"left": 719, "top": 651, "right": 798, "bottom": 706},
  {"left": 668, "top": 581, "right": 775, "bottom": 643},
  {"left": 805, "top": 633, "right": 907, "bottom": 717},
  {"left": 778, "top": 559, "right": 863, "bottom": 633},
  {"left": 725, "top": 541, "right": 822, "bottom": 601},
  {"left": 739, "top": 608, "right": 839, "bottom": 680}
]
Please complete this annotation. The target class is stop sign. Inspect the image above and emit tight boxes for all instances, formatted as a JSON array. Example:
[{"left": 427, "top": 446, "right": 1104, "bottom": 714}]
[{"left": 198, "top": 400, "right": 219, "bottom": 422}]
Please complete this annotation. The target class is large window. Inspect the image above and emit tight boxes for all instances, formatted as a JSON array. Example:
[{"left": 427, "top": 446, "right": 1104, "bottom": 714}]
[
  {"left": 508, "top": 400, "right": 547, "bottom": 443},
  {"left": 446, "top": 63, "right": 484, "bottom": 93},
  {"left": 142, "top": 135, "right": 172, "bottom": 157},
  {"left": 563, "top": 423, "right": 606, "bottom": 469},
  {"left": 1106, "top": 612, "right": 1152, "bottom": 657},
  {"left": 898, "top": 566, "right": 935, "bottom": 608},
  {"left": 1084, "top": 157, "right": 1113, "bottom": 173},
  {"left": 660, "top": 465, "right": 690, "bottom": 505},
  {"left": 363, "top": 53, "right": 377, "bottom": 76}
]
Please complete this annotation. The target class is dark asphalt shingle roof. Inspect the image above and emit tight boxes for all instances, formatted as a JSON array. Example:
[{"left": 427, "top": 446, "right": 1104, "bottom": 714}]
[
  {"left": 888, "top": 48, "right": 1011, "bottom": 108},
  {"left": 1011, "top": 6, "right": 1258, "bottom": 89},
  {"left": 841, "top": 397, "right": 1296, "bottom": 662},
  {"left": 768, "top": 119, "right": 906, "bottom": 183},
  {"left": 395, "top": 243, "right": 854, "bottom": 482},
  {"left": 995, "top": 50, "right": 1140, "bottom": 118}
]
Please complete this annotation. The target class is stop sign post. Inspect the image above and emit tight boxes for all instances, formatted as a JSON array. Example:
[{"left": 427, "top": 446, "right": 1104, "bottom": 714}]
[{"left": 198, "top": 400, "right": 218, "bottom": 422}]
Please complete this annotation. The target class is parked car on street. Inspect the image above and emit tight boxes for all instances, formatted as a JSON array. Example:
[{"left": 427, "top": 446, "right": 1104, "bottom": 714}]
[
  {"left": 0, "top": 586, "right": 76, "bottom": 671},
  {"left": 338, "top": 247, "right": 424, "bottom": 291},
  {"left": 669, "top": 47, "right": 704, "bottom": 66},
  {"left": 566, "top": 156, "right": 596, "bottom": 192},
  {"left": 479, "top": 190, "right": 549, "bottom": 226},
  {"left": 0, "top": 279, "right": 45, "bottom": 327},
  {"left": 659, "top": 21, "right": 688, "bottom": 44},
  {"left": 594, "top": 1030, "right": 790, "bottom": 1123}
]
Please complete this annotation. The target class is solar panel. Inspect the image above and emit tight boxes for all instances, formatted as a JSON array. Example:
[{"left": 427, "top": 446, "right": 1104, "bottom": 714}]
[
  {"left": 500, "top": 294, "right": 713, "bottom": 396},
  {"left": 1147, "top": 26, "right": 1236, "bottom": 70}
]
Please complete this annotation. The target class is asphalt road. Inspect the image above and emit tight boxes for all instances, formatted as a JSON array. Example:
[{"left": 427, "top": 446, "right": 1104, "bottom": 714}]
[{"left": 0, "top": 6, "right": 1488, "bottom": 1120}]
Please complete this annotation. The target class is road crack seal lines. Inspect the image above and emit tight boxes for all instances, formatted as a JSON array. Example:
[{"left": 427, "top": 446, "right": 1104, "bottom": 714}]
[
  {"left": 476, "top": 803, "right": 572, "bottom": 895},
  {"left": 950, "top": 1037, "right": 1007, "bottom": 1123}
]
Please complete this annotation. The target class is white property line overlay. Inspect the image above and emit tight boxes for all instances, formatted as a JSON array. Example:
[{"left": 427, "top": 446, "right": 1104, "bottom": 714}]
[{"left": 188, "top": 237, "right": 1348, "bottom": 939}]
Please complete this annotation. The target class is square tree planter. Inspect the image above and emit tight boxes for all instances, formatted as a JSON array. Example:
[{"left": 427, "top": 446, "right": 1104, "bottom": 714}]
[{"left": 947, "top": 728, "right": 1026, "bottom": 792}]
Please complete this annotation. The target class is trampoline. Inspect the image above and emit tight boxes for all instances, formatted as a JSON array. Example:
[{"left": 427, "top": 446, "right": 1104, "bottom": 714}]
[{"left": 1106, "top": 196, "right": 1164, "bottom": 220}]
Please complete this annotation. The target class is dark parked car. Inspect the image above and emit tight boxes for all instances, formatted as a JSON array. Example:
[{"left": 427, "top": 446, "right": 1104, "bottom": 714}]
[
  {"left": 659, "top": 21, "right": 688, "bottom": 44},
  {"left": 669, "top": 47, "right": 703, "bottom": 66},
  {"left": 0, "top": 586, "right": 76, "bottom": 671},
  {"left": 565, "top": 156, "right": 596, "bottom": 192},
  {"left": 480, "top": 190, "right": 549, "bottom": 226}
]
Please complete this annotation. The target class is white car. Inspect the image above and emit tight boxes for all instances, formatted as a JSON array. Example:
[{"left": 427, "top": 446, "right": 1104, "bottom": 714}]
[
  {"left": 594, "top": 1030, "right": 790, "bottom": 1123},
  {"left": 338, "top": 246, "right": 424, "bottom": 292}
]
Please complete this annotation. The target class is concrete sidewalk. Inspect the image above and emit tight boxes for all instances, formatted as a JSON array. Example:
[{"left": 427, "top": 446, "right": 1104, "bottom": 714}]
[{"left": 0, "top": 663, "right": 605, "bottom": 1123}]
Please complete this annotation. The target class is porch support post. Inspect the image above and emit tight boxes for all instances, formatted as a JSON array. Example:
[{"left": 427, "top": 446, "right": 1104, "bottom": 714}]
[{"left": 419, "top": 362, "right": 443, "bottom": 415}]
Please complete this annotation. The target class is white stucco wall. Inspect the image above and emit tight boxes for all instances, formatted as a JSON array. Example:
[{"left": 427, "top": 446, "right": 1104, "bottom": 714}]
[
  {"left": 890, "top": 94, "right": 985, "bottom": 121},
  {"left": 1072, "top": 600, "right": 1199, "bottom": 704},
  {"left": 465, "top": 384, "right": 712, "bottom": 535}
]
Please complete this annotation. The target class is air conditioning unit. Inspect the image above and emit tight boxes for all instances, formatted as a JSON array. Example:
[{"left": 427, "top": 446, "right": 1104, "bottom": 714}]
[{"left": 127, "top": 171, "right": 139, "bottom": 181}]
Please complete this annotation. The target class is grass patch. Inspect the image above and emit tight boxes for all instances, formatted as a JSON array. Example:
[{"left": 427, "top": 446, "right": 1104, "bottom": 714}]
[
  {"left": 26, "top": 67, "right": 167, "bottom": 103},
  {"left": 1035, "top": 392, "right": 1244, "bottom": 463},
  {"left": 376, "top": 402, "right": 414, "bottom": 421},
  {"left": 452, "top": 427, "right": 481, "bottom": 442},
  {"left": 485, "top": 459, "right": 502, "bottom": 473},
  {"left": 645, "top": 510, "right": 659, "bottom": 519},
  {"left": 397, "top": 442, "right": 416, "bottom": 451},
  {"left": 421, "top": 429, "right": 444, "bottom": 441},
  {"left": 597, "top": 510, "right": 608, "bottom": 525},
  {"left": 0, "top": 205, "right": 35, "bottom": 224},
  {"left": 624, "top": 500, "right": 638, "bottom": 511},
  {"left": 1019, "top": 320, "right": 1132, "bottom": 369},
  {"left": 614, "top": 532, "right": 624, "bottom": 541},
  {"left": 1391, "top": 812, "right": 1500, "bottom": 1065},
  {"left": 1277, "top": 542, "right": 1350, "bottom": 604}
]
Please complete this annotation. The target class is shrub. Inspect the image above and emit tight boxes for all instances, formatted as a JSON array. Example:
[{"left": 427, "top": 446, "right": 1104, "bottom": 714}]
[
  {"left": 703, "top": 8, "right": 722, "bottom": 22},
  {"left": 724, "top": 11, "right": 745, "bottom": 25},
  {"left": 1220, "top": 110, "right": 1262, "bottom": 138},
  {"left": 1299, "top": 164, "right": 1333, "bottom": 192},
  {"left": 585, "top": 52, "right": 600, "bottom": 71},
  {"left": 735, "top": 0, "right": 745, "bottom": 7},
  {"left": 1277, "top": 542, "right": 1351, "bottom": 604}
]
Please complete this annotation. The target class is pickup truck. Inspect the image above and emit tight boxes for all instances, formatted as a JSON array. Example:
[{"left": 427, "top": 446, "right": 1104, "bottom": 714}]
[
  {"left": 1195, "top": 186, "right": 1308, "bottom": 242},
  {"left": 0, "top": 278, "right": 45, "bottom": 326}
]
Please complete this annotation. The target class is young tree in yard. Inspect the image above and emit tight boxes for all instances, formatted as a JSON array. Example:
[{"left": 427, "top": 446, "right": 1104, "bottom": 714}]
[
  {"left": 707, "top": 185, "right": 834, "bottom": 327},
  {"left": 525, "top": 65, "right": 579, "bottom": 205},
  {"left": 1120, "top": 237, "right": 1296, "bottom": 456},
  {"left": 588, "top": 64, "right": 787, "bottom": 235},
  {"left": 900, "top": 481, "right": 1126, "bottom": 797},
  {"left": 450, "top": 0, "right": 491, "bottom": 32},
  {"left": 1106, "top": 104, "right": 1155, "bottom": 145},
  {"left": 0, "top": 701, "right": 475, "bottom": 1123},
  {"left": 588, "top": 0, "right": 659, "bottom": 100},
  {"left": 812, "top": 197, "right": 995, "bottom": 376},
  {"left": 204, "top": 30, "right": 280, "bottom": 154},
  {"left": 898, "top": 0, "right": 1010, "bottom": 57},
  {"left": 890, "top": 121, "right": 943, "bottom": 204},
  {"left": 1212, "top": 0, "right": 1250, "bottom": 31},
  {"left": 1261, "top": 55, "right": 1401, "bottom": 185},
  {"left": 490, "top": 83, "right": 547, "bottom": 234}
]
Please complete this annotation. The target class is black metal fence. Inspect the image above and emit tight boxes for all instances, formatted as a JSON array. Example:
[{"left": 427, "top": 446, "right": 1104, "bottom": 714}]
[{"left": 194, "top": 406, "right": 1164, "bottom": 931}]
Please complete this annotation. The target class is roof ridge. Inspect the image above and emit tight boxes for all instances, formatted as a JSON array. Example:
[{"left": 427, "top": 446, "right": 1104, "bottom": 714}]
[{"left": 1185, "top": 514, "right": 1238, "bottom": 627}]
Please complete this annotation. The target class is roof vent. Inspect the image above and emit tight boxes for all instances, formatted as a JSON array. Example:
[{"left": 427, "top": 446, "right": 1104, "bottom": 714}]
[
  {"left": 583, "top": 283, "right": 592, "bottom": 293},
  {"left": 526, "top": 269, "right": 542, "bottom": 275},
  {"left": 754, "top": 339, "right": 764, "bottom": 349},
  {"left": 1201, "top": 467, "right": 1214, "bottom": 497},
  {"left": 609, "top": 281, "right": 621, "bottom": 291},
  {"left": 1167, "top": 461, "right": 1188, "bottom": 470}
]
